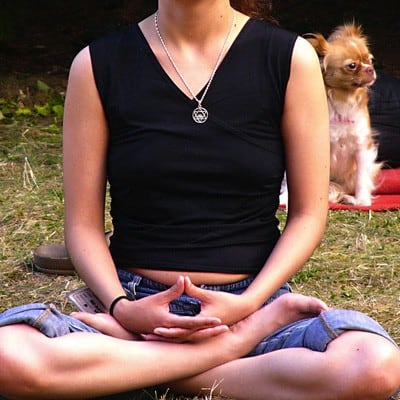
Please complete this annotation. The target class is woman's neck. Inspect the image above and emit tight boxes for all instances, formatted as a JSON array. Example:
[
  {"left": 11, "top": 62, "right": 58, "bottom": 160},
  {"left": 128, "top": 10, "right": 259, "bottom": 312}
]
[{"left": 156, "top": 0, "right": 234, "bottom": 47}]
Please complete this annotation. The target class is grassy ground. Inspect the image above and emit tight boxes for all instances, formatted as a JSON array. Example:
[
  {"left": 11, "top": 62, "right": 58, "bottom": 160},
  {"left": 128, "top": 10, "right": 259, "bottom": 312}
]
[{"left": 1, "top": 83, "right": 399, "bottom": 399}]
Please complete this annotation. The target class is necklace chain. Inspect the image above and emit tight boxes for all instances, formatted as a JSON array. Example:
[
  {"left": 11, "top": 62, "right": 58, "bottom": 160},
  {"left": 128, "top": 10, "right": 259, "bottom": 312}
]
[{"left": 154, "top": 10, "right": 236, "bottom": 123}]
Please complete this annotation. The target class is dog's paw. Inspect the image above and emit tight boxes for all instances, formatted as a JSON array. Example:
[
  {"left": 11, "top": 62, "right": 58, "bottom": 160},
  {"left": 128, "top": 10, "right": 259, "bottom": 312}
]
[
  {"left": 337, "top": 193, "right": 372, "bottom": 206},
  {"left": 355, "top": 198, "right": 372, "bottom": 206},
  {"left": 352, "top": 195, "right": 372, "bottom": 206},
  {"left": 341, "top": 194, "right": 357, "bottom": 205},
  {"left": 354, "top": 189, "right": 373, "bottom": 206}
]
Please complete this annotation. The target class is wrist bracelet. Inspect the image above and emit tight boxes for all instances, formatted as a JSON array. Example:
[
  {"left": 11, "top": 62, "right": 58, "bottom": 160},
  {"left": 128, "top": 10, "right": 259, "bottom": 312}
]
[{"left": 109, "top": 295, "right": 129, "bottom": 317}]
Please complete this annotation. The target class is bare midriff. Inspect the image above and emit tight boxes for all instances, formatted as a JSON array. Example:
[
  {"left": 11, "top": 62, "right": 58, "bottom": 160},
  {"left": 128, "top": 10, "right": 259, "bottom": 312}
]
[{"left": 128, "top": 267, "right": 251, "bottom": 286}]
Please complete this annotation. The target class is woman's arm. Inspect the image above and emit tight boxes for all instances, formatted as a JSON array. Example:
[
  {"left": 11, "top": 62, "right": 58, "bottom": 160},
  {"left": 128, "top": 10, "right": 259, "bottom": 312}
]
[
  {"left": 185, "top": 37, "right": 330, "bottom": 325},
  {"left": 243, "top": 36, "right": 330, "bottom": 307},
  {"left": 63, "top": 46, "right": 126, "bottom": 308},
  {"left": 63, "top": 48, "right": 225, "bottom": 336}
]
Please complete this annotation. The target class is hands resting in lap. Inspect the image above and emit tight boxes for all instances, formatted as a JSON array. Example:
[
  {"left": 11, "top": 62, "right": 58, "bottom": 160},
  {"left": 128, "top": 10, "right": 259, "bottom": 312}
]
[{"left": 73, "top": 277, "right": 328, "bottom": 343}]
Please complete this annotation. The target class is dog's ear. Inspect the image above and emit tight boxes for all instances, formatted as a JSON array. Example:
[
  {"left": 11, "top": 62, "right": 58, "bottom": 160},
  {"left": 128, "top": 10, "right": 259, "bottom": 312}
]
[{"left": 304, "top": 33, "right": 329, "bottom": 58}]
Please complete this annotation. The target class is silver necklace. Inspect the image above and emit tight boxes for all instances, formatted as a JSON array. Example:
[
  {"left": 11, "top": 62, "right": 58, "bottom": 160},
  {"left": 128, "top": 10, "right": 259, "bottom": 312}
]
[{"left": 154, "top": 10, "right": 236, "bottom": 124}]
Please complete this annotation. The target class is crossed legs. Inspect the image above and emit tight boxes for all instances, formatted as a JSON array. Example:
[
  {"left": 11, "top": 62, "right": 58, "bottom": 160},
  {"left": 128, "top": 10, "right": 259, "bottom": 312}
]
[
  {"left": 168, "top": 330, "right": 400, "bottom": 400},
  {"left": 0, "top": 294, "right": 398, "bottom": 399},
  {"left": 0, "top": 293, "right": 325, "bottom": 399}
]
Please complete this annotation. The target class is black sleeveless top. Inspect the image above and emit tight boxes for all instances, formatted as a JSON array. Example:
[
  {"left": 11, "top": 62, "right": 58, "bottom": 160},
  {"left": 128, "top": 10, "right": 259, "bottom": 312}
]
[{"left": 89, "top": 19, "right": 297, "bottom": 274}]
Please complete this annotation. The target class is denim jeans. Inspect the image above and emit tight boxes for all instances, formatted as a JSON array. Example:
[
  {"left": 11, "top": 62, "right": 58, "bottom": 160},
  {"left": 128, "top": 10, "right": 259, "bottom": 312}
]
[
  {"left": 117, "top": 268, "right": 290, "bottom": 316},
  {"left": 0, "top": 271, "right": 397, "bottom": 353},
  {"left": 0, "top": 302, "right": 100, "bottom": 336},
  {"left": 117, "top": 269, "right": 398, "bottom": 355},
  {"left": 0, "top": 271, "right": 398, "bottom": 399},
  {"left": 117, "top": 270, "right": 399, "bottom": 399}
]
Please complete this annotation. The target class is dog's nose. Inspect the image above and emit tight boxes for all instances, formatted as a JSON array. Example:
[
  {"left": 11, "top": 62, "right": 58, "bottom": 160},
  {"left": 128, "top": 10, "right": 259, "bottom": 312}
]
[{"left": 365, "top": 66, "right": 375, "bottom": 75}]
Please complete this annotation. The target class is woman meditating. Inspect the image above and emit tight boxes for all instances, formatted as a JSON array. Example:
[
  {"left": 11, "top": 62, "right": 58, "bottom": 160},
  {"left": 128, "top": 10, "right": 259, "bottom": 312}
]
[{"left": 0, "top": 1, "right": 399, "bottom": 399}]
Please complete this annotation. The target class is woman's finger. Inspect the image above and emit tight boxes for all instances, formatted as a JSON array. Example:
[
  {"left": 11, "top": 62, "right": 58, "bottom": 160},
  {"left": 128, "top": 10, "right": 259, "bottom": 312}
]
[{"left": 146, "top": 324, "right": 229, "bottom": 342}]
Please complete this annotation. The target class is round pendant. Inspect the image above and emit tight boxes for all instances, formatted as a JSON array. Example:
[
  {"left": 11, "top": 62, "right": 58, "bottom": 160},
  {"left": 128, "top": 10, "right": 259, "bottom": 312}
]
[{"left": 192, "top": 106, "right": 208, "bottom": 124}]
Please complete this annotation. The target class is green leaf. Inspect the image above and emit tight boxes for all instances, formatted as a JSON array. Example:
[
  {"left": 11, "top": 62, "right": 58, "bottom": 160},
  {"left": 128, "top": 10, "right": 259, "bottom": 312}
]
[
  {"left": 1, "top": 106, "right": 14, "bottom": 117},
  {"left": 52, "top": 104, "right": 64, "bottom": 117},
  {"left": 34, "top": 103, "right": 51, "bottom": 117},
  {"left": 15, "top": 107, "right": 32, "bottom": 116},
  {"left": 36, "top": 80, "right": 51, "bottom": 93}
]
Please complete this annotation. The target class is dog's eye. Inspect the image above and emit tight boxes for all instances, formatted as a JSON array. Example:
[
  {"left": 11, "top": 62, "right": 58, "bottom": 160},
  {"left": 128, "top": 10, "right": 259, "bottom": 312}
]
[{"left": 347, "top": 63, "right": 357, "bottom": 70}]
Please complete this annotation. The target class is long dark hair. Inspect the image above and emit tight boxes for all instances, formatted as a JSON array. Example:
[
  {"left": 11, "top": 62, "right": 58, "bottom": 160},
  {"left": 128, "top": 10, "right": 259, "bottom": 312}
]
[{"left": 230, "top": 0, "right": 276, "bottom": 22}]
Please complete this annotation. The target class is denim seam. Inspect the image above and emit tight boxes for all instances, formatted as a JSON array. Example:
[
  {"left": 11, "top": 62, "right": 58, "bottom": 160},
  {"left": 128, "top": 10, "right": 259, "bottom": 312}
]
[
  {"left": 32, "top": 308, "right": 53, "bottom": 331},
  {"left": 319, "top": 312, "right": 340, "bottom": 340}
]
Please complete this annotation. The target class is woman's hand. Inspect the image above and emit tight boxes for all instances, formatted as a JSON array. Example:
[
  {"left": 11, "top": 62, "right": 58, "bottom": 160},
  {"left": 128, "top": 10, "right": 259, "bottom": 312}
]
[
  {"left": 183, "top": 277, "right": 254, "bottom": 326},
  {"left": 112, "top": 276, "right": 225, "bottom": 341},
  {"left": 148, "top": 291, "right": 328, "bottom": 343}
]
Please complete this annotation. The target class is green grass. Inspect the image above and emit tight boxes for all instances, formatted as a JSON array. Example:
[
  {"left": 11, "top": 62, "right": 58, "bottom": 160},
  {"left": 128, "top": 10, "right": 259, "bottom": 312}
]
[{"left": 0, "top": 89, "right": 399, "bottom": 399}]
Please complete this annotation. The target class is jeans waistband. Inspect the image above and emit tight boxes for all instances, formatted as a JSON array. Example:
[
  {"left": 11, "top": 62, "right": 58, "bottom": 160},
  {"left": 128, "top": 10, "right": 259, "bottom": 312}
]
[
  {"left": 117, "top": 268, "right": 269, "bottom": 316},
  {"left": 117, "top": 268, "right": 255, "bottom": 293}
]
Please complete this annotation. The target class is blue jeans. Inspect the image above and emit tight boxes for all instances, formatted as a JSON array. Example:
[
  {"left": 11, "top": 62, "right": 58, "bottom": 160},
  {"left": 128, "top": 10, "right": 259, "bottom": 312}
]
[
  {"left": 0, "top": 271, "right": 398, "bottom": 399},
  {"left": 117, "top": 270, "right": 399, "bottom": 399},
  {"left": 0, "top": 270, "right": 397, "bottom": 353},
  {"left": 0, "top": 302, "right": 100, "bottom": 336},
  {"left": 117, "top": 269, "right": 398, "bottom": 354},
  {"left": 0, "top": 269, "right": 396, "bottom": 356}
]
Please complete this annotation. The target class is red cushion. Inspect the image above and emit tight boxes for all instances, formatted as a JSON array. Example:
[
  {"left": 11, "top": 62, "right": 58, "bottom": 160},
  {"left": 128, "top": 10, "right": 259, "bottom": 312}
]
[
  {"left": 329, "top": 168, "right": 400, "bottom": 211},
  {"left": 374, "top": 168, "right": 400, "bottom": 194}
]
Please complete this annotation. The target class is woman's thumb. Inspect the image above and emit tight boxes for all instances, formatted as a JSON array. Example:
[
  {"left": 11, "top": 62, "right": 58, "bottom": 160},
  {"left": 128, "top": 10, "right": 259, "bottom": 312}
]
[
  {"left": 163, "top": 275, "right": 185, "bottom": 301},
  {"left": 184, "top": 276, "right": 204, "bottom": 298}
]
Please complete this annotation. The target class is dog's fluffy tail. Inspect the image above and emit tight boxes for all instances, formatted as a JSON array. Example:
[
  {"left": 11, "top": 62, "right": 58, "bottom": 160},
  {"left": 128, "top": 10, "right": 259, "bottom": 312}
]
[
  {"left": 329, "top": 158, "right": 382, "bottom": 206},
  {"left": 328, "top": 181, "right": 361, "bottom": 205}
]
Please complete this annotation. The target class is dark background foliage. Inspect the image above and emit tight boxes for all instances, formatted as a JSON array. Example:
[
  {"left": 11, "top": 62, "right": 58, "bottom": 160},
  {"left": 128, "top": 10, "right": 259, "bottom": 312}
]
[{"left": 0, "top": 0, "right": 399, "bottom": 78}]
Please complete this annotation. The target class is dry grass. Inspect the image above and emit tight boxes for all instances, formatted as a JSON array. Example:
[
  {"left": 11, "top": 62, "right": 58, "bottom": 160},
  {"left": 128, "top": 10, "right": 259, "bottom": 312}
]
[
  {"left": 0, "top": 111, "right": 399, "bottom": 399},
  {"left": 291, "top": 210, "right": 400, "bottom": 342}
]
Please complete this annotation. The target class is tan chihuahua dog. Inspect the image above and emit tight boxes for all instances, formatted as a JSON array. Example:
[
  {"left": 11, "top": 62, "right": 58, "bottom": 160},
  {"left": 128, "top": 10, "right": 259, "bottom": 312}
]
[{"left": 306, "top": 24, "right": 381, "bottom": 206}]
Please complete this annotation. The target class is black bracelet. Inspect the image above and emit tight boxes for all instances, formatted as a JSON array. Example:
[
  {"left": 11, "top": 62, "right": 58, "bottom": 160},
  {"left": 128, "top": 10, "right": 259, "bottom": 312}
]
[{"left": 109, "top": 295, "right": 129, "bottom": 317}]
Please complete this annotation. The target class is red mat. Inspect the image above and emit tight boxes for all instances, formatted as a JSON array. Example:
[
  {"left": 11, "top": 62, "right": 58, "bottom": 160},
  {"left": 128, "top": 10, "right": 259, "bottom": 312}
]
[
  {"left": 280, "top": 169, "right": 400, "bottom": 211},
  {"left": 329, "top": 168, "right": 400, "bottom": 211}
]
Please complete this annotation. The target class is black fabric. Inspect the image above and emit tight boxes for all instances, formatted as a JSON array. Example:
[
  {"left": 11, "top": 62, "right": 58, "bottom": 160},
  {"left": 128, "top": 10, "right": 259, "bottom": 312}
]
[
  {"left": 89, "top": 19, "right": 297, "bottom": 274},
  {"left": 369, "top": 72, "right": 400, "bottom": 168}
]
